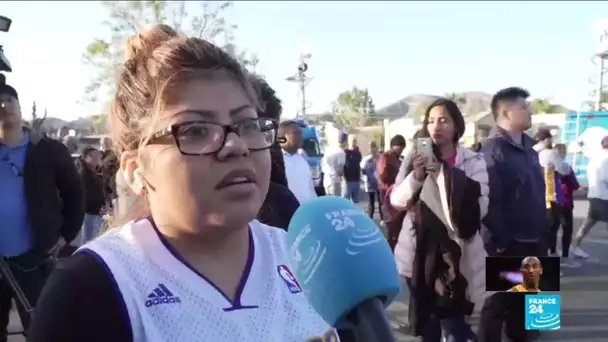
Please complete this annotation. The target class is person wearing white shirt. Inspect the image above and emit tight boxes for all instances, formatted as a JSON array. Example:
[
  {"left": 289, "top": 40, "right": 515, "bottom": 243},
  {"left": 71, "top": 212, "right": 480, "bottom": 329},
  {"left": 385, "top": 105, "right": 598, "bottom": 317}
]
[
  {"left": 297, "top": 148, "right": 308, "bottom": 158},
  {"left": 29, "top": 25, "right": 335, "bottom": 341},
  {"left": 572, "top": 136, "right": 608, "bottom": 258},
  {"left": 532, "top": 130, "right": 569, "bottom": 178},
  {"left": 321, "top": 134, "right": 347, "bottom": 196},
  {"left": 279, "top": 121, "right": 317, "bottom": 204}
]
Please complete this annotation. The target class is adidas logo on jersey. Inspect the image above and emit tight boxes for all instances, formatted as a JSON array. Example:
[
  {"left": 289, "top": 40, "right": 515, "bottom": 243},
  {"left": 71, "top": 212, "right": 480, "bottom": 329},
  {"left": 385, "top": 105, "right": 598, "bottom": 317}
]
[{"left": 145, "top": 283, "right": 181, "bottom": 307}]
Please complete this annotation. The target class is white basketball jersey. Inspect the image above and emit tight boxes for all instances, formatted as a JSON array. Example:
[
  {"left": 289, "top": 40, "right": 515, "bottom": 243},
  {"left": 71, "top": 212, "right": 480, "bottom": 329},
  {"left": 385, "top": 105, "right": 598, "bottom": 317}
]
[{"left": 81, "top": 219, "right": 339, "bottom": 342}]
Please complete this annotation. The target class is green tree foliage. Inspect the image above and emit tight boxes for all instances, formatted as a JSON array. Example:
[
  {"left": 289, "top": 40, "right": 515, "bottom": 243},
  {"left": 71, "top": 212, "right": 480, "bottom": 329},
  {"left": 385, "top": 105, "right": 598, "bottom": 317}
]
[
  {"left": 530, "top": 98, "right": 570, "bottom": 114},
  {"left": 411, "top": 101, "right": 432, "bottom": 122},
  {"left": 444, "top": 92, "right": 467, "bottom": 107},
  {"left": 331, "top": 87, "right": 376, "bottom": 131},
  {"left": 91, "top": 113, "right": 109, "bottom": 134},
  {"left": 82, "top": 0, "right": 252, "bottom": 105},
  {"left": 530, "top": 98, "right": 552, "bottom": 114}
]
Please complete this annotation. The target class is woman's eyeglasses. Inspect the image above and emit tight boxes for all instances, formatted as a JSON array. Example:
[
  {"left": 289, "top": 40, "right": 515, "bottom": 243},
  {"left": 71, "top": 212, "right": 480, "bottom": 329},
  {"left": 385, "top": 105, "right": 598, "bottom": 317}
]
[{"left": 147, "top": 117, "right": 278, "bottom": 156}]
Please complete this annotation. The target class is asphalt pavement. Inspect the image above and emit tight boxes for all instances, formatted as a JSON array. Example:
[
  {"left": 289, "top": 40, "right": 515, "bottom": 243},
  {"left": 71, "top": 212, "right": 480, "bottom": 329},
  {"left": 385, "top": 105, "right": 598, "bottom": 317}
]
[{"left": 7, "top": 200, "right": 608, "bottom": 341}]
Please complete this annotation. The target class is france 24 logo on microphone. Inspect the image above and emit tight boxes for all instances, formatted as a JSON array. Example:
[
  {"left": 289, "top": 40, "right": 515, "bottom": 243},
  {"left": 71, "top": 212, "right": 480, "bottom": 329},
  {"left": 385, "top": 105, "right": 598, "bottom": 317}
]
[{"left": 525, "top": 294, "right": 560, "bottom": 330}]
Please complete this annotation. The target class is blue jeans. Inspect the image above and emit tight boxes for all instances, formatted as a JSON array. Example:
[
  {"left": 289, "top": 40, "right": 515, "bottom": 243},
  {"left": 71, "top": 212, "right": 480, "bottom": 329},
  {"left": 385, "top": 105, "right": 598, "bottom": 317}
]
[
  {"left": 82, "top": 214, "right": 103, "bottom": 243},
  {"left": 342, "top": 181, "right": 360, "bottom": 203}
]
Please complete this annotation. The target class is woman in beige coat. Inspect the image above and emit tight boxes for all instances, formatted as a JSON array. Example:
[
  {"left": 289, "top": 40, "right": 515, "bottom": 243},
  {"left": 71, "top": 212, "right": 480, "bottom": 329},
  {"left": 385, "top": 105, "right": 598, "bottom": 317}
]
[{"left": 391, "top": 98, "right": 489, "bottom": 341}]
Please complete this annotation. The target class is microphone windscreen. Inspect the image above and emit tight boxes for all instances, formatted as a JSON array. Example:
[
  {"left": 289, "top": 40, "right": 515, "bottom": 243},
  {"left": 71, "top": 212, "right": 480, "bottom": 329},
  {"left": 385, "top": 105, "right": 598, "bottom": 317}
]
[{"left": 287, "top": 196, "right": 401, "bottom": 326}]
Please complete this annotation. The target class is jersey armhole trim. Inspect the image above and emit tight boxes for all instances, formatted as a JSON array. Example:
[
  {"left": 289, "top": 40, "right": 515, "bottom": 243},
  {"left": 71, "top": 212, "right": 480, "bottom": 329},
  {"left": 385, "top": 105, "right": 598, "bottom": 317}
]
[{"left": 78, "top": 248, "right": 134, "bottom": 341}]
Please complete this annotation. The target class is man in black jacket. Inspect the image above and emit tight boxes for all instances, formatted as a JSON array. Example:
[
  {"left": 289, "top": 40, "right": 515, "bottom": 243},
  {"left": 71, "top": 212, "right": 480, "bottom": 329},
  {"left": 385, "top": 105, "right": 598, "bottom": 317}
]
[
  {"left": 99, "top": 136, "right": 119, "bottom": 209},
  {"left": 0, "top": 80, "right": 84, "bottom": 339}
]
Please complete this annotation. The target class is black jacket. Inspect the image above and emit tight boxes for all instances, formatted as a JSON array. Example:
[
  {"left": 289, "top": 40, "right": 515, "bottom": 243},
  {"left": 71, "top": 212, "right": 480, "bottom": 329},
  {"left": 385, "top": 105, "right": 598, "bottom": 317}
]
[
  {"left": 257, "top": 182, "right": 300, "bottom": 230},
  {"left": 100, "top": 150, "right": 119, "bottom": 203},
  {"left": 408, "top": 164, "right": 480, "bottom": 336},
  {"left": 80, "top": 164, "right": 105, "bottom": 215},
  {"left": 343, "top": 149, "right": 362, "bottom": 182},
  {"left": 23, "top": 131, "right": 84, "bottom": 253}
]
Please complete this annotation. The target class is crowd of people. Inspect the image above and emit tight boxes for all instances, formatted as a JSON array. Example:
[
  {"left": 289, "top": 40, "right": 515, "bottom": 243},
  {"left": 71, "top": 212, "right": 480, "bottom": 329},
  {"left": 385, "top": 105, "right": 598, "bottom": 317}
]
[{"left": 0, "top": 23, "right": 605, "bottom": 342}]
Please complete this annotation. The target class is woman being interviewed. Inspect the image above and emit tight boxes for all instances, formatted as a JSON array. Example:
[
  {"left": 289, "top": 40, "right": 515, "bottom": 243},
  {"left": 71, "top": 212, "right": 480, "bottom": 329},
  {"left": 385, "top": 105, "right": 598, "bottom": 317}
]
[
  {"left": 390, "top": 98, "right": 489, "bottom": 341},
  {"left": 29, "top": 25, "right": 337, "bottom": 342}
]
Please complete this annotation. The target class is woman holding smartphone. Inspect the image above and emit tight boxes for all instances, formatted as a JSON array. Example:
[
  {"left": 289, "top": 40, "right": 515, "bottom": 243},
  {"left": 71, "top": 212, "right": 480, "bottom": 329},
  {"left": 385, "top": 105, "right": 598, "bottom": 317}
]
[{"left": 390, "top": 98, "right": 489, "bottom": 342}]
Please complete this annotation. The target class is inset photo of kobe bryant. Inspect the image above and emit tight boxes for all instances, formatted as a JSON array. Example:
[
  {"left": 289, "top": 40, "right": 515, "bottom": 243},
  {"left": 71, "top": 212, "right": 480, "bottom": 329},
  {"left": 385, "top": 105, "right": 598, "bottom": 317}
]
[{"left": 485, "top": 256, "right": 561, "bottom": 292}]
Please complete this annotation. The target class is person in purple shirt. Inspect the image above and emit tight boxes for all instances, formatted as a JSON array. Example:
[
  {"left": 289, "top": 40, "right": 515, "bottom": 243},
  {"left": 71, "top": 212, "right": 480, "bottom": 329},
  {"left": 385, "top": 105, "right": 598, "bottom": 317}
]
[
  {"left": 554, "top": 143, "right": 580, "bottom": 262},
  {"left": 534, "top": 129, "right": 568, "bottom": 259}
]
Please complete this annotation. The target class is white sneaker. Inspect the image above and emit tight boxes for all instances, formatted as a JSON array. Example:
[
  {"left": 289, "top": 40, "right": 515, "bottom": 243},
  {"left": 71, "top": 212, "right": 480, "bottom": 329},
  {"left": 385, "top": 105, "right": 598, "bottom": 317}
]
[
  {"left": 548, "top": 252, "right": 559, "bottom": 257},
  {"left": 560, "top": 257, "right": 582, "bottom": 268},
  {"left": 571, "top": 246, "right": 590, "bottom": 259}
]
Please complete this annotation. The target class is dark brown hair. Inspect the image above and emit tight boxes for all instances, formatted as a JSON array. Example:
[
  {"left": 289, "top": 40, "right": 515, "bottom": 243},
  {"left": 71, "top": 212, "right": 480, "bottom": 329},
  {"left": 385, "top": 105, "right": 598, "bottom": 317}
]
[
  {"left": 106, "top": 24, "right": 258, "bottom": 228},
  {"left": 249, "top": 74, "right": 288, "bottom": 187}
]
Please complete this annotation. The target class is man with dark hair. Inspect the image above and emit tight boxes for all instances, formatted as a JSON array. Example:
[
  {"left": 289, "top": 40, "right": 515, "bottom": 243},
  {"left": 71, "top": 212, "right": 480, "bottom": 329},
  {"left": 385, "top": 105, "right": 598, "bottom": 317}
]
[
  {"left": 478, "top": 87, "right": 546, "bottom": 342},
  {"left": 342, "top": 136, "right": 362, "bottom": 203},
  {"left": 377, "top": 134, "right": 406, "bottom": 194},
  {"left": 99, "top": 136, "right": 119, "bottom": 210},
  {"left": 249, "top": 75, "right": 300, "bottom": 230},
  {"left": 0, "top": 80, "right": 84, "bottom": 339},
  {"left": 508, "top": 257, "right": 543, "bottom": 293},
  {"left": 490, "top": 87, "right": 531, "bottom": 121},
  {"left": 482, "top": 86, "right": 545, "bottom": 256},
  {"left": 278, "top": 120, "right": 317, "bottom": 204}
]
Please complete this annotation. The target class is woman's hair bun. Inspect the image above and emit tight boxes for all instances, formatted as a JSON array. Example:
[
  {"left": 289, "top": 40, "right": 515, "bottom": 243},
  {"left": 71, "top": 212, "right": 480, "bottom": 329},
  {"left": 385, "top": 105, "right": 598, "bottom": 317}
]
[{"left": 125, "top": 24, "right": 178, "bottom": 62}]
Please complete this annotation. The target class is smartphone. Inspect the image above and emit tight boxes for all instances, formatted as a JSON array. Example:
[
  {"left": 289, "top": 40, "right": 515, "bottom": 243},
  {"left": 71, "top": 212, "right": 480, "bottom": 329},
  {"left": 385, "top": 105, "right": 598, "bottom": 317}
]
[{"left": 416, "top": 137, "right": 433, "bottom": 163}]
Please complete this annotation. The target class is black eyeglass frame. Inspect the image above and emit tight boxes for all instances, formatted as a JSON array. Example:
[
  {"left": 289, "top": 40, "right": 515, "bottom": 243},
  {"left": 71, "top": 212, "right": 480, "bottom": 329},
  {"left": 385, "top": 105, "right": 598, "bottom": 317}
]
[{"left": 147, "top": 117, "right": 279, "bottom": 156}]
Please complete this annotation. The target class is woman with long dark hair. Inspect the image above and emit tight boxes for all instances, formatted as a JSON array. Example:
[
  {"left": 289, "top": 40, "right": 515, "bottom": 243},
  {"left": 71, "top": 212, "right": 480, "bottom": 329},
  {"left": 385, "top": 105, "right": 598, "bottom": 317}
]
[{"left": 390, "top": 98, "right": 489, "bottom": 341}]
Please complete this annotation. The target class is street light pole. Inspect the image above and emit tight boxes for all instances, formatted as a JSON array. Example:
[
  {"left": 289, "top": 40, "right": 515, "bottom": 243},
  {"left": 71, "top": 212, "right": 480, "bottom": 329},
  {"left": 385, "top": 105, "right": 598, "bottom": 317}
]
[
  {"left": 286, "top": 53, "right": 311, "bottom": 120},
  {"left": 299, "top": 62, "right": 307, "bottom": 118}
]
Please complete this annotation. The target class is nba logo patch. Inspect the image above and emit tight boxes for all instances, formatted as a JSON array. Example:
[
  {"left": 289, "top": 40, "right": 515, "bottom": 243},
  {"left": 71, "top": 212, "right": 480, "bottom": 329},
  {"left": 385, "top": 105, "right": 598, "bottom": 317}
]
[{"left": 277, "top": 265, "right": 302, "bottom": 294}]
